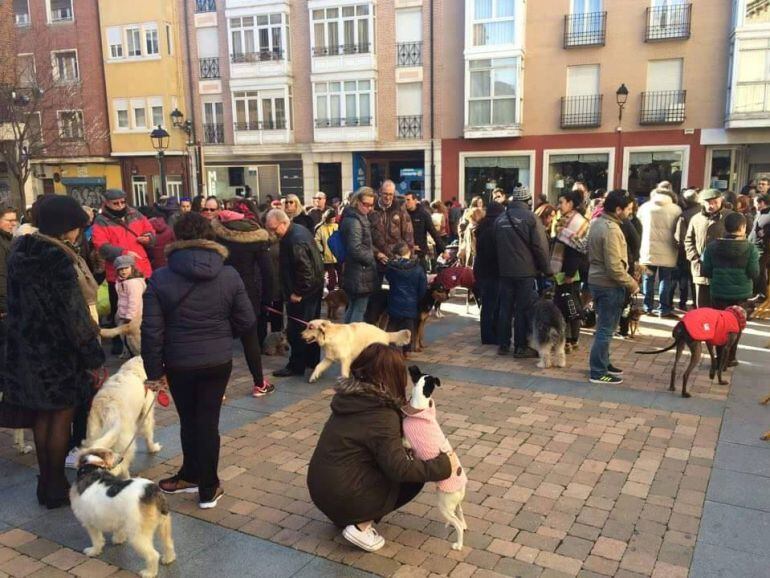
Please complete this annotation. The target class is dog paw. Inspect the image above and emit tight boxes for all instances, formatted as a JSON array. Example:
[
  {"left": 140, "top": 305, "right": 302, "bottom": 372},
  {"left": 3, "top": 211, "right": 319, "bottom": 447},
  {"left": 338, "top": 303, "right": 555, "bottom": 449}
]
[
  {"left": 147, "top": 443, "right": 162, "bottom": 454},
  {"left": 556, "top": 359, "right": 567, "bottom": 368},
  {"left": 112, "top": 533, "right": 127, "bottom": 545},
  {"left": 84, "top": 547, "right": 102, "bottom": 557},
  {"left": 15, "top": 444, "right": 33, "bottom": 455},
  {"left": 139, "top": 570, "right": 157, "bottom": 578},
  {"left": 308, "top": 374, "right": 319, "bottom": 384},
  {"left": 161, "top": 552, "right": 176, "bottom": 565},
  {"left": 536, "top": 361, "right": 546, "bottom": 369},
  {"left": 451, "top": 543, "right": 463, "bottom": 551}
]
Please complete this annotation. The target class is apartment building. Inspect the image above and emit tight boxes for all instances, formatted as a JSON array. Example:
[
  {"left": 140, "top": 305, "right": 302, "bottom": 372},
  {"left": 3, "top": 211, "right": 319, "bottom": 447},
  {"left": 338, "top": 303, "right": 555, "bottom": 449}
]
[
  {"left": 8, "top": 0, "right": 119, "bottom": 207},
  {"left": 187, "top": 0, "right": 437, "bottom": 203},
  {"left": 98, "top": 0, "right": 193, "bottom": 205},
  {"left": 442, "top": 0, "right": 731, "bottom": 203}
]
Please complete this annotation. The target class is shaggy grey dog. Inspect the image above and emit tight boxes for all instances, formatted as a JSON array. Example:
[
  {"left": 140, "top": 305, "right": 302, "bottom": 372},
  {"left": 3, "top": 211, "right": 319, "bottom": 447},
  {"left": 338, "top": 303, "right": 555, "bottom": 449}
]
[{"left": 531, "top": 296, "right": 567, "bottom": 369}]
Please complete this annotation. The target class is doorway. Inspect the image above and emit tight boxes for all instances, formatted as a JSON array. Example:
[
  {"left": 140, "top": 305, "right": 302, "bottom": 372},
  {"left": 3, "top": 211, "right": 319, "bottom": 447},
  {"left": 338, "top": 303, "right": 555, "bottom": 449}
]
[{"left": 318, "top": 163, "right": 342, "bottom": 200}]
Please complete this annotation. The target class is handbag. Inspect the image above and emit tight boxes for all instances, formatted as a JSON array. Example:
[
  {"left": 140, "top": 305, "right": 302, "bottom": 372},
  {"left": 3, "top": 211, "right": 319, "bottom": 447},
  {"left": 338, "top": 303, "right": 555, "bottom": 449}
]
[{"left": 0, "top": 393, "right": 36, "bottom": 429}]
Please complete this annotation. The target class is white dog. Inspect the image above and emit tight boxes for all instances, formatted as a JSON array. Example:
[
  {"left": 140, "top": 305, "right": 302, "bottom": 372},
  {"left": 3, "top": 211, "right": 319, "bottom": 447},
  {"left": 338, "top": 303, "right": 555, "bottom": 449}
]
[
  {"left": 301, "top": 319, "right": 411, "bottom": 383},
  {"left": 70, "top": 448, "right": 176, "bottom": 578},
  {"left": 403, "top": 366, "right": 467, "bottom": 550},
  {"left": 13, "top": 430, "right": 33, "bottom": 454},
  {"left": 83, "top": 356, "right": 161, "bottom": 479}
]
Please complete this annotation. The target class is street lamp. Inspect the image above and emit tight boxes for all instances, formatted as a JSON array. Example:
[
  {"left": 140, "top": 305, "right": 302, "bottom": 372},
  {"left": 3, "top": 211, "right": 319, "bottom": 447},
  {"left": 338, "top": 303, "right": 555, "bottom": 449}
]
[
  {"left": 170, "top": 108, "right": 194, "bottom": 143},
  {"left": 150, "top": 125, "right": 170, "bottom": 199},
  {"left": 615, "top": 83, "right": 629, "bottom": 123},
  {"left": 614, "top": 84, "right": 629, "bottom": 189}
]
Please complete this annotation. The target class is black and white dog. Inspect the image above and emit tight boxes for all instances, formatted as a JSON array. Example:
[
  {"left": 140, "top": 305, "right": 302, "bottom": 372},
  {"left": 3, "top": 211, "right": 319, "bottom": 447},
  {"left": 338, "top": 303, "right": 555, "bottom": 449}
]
[
  {"left": 70, "top": 448, "right": 176, "bottom": 578},
  {"left": 530, "top": 293, "right": 567, "bottom": 369}
]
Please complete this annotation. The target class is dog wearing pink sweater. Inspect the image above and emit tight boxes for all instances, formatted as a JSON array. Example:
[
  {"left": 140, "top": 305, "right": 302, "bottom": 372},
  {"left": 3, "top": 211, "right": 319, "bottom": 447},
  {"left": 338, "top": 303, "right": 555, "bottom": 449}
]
[{"left": 403, "top": 366, "right": 468, "bottom": 550}]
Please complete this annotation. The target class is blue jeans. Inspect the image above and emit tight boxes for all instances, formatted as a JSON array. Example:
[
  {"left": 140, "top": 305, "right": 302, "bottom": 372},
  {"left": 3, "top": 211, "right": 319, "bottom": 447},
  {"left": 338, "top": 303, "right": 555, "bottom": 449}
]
[
  {"left": 642, "top": 265, "right": 674, "bottom": 314},
  {"left": 344, "top": 294, "right": 369, "bottom": 323},
  {"left": 497, "top": 277, "right": 537, "bottom": 350},
  {"left": 589, "top": 285, "right": 626, "bottom": 379}
]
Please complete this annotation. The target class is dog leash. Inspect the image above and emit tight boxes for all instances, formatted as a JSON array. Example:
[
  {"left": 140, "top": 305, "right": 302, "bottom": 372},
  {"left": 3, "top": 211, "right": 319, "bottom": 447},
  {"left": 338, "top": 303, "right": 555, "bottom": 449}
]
[
  {"left": 111, "top": 388, "right": 159, "bottom": 468},
  {"left": 264, "top": 305, "right": 310, "bottom": 328}
]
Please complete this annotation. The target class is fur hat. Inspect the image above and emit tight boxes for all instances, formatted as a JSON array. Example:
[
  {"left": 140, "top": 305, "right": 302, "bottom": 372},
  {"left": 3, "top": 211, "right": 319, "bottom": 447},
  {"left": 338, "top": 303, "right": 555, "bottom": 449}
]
[
  {"left": 114, "top": 254, "right": 136, "bottom": 270},
  {"left": 37, "top": 195, "right": 89, "bottom": 237},
  {"left": 509, "top": 185, "right": 531, "bottom": 202},
  {"left": 103, "top": 189, "right": 127, "bottom": 201}
]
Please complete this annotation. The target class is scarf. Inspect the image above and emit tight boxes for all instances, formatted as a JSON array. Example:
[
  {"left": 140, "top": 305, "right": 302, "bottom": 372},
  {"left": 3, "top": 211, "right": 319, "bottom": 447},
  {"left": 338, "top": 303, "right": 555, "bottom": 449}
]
[{"left": 550, "top": 210, "right": 589, "bottom": 279}]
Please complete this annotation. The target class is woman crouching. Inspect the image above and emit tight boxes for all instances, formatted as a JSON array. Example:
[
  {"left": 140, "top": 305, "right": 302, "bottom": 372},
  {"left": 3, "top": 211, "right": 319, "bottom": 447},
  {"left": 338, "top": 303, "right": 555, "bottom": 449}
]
[{"left": 307, "top": 343, "right": 456, "bottom": 552}]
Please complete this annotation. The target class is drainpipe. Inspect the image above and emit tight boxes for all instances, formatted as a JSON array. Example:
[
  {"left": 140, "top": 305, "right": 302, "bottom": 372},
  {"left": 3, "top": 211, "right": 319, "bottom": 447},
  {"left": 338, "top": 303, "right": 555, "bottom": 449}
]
[
  {"left": 182, "top": 0, "right": 201, "bottom": 196},
  {"left": 429, "top": 0, "right": 435, "bottom": 201}
]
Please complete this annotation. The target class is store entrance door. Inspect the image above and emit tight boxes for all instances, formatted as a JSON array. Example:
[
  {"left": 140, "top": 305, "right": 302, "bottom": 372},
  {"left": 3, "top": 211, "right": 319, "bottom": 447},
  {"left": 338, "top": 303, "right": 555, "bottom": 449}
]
[{"left": 318, "top": 163, "right": 342, "bottom": 200}]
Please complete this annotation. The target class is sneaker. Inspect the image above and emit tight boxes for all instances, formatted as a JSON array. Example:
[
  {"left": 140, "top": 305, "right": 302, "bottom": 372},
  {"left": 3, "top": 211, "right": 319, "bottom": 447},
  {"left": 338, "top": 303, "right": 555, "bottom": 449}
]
[
  {"left": 513, "top": 347, "right": 539, "bottom": 359},
  {"left": 590, "top": 374, "right": 624, "bottom": 385},
  {"left": 159, "top": 475, "right": 199, "bottom": 495},
  {"left": 607, "top": 364, "right": 624, "bottom": 376},
  {"left": 64, "top": 448, "right": 78, "bottom": 470},
  {"left": 342, "top": 524, "right": 385, "bottom": 552},
  {"left": 253, "top": 380, "right": 276, "bottom": 397},
  {"left": 199, "top": 486, "right": 224, "bottom": 509}
]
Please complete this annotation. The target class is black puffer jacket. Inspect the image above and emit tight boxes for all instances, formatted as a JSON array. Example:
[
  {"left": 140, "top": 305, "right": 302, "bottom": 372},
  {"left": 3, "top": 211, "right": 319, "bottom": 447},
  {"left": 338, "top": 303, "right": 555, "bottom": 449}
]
[
  {"left": 340, "top": 208, "right": 378, "bottom": 296},
  {"left": 750, "top": 208, "right": 770, "bottom": 258},
  {"left": 407, "top": 205, "right": 444, "bottom": 255},
  {"left": 0, "top": 229, "right": 11, "bottom": 313},
  {"left": 494, "top": 201, "right": 552, "bottom": 278},
  {"left": 474, "top": 202, "right": 504, "bottom": 280},
  {"left": 279, "top": 223, "right": 324, "bottom": 299},
  {"left": 141, "top": 240, "right": 256, "bottom": 380},
  {"left": 211, "top": 217, "right": 272, "bottom": 315},
  {"left": 3, "top": 234, "right": 104, "bottom": 410}
]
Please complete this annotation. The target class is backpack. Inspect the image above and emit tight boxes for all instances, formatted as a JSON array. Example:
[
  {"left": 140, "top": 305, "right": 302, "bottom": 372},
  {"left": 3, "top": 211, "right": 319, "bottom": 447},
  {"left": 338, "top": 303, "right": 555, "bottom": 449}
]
[{"left": 327, "top": 229, "right": 346, "bottom": 263}]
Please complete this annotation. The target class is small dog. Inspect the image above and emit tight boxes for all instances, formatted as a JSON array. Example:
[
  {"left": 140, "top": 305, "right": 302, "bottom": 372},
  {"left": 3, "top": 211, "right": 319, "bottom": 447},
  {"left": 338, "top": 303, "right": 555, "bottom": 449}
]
[
  {"left": 413, "top": 284, "right": 450, "bottom": 352},
  {"left": 530, "top": 295, "right": 567, "bottom": 369},
  {"left": 403, "top": 366, "right": 467, "bottom": 550},
  {"left": 627, "top": 305, "right": 642, "bottom": 338},
  {"left": 636, "top": 306, "right": 747, "bottom": 398},
  {"left": 263, "top": 331, "right": 289, "bottom": 356},
  {"left": 84, "top": 357, "right": 161, "bottom": 479},
  {"left": 101, "top": 318, "right": 141, "bottom": 358},
  {"left": 324, "top": 289, "right": 349, "bottom": 321},
  {"left": 70, "top": 448, "right": 176, "bottom": 578},
  {"left": 301, "top": 319, "right": 411, "bottom": 382}
]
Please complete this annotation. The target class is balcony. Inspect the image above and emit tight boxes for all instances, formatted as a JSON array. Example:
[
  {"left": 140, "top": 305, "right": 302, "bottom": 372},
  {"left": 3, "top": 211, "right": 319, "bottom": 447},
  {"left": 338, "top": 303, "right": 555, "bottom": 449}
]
[
  {"left": 396, "top": 42, "right": 422, "bottom": 67},
  {"left": 203, "top": 123, "right": 225, "bottom": 144},
  {"left": 727, "top": 81, "right": 770, "bottom": 128},
  {"left": 640, "top": 90, "right": 686, "bottom": 125},
  {"left": 560, "top": 95, "right": 602, "bottom": 129},
  {"left": 645, "top": 3, "right": 691, "bottom": 42},
  {"left": 236, "top": 120, "right": 287, "bottom": 131},
  {"left": 397, "top": 115, "right": 422, "bottom": 139},
  {"left": 233, "top": 119, "right": 291, "bottom": 145},
  {"left": 230, "top": 50, "right": 284, "bottom": 64},
  {"left": 563, "top": 12, "right": 606, "bottom": 48},
  {"left": 311, "top": 43, "right": 375, "bottom": 75},
  {"left": 314, "top": 117, "right": 376, "bottom": 142},
  {"left": 195, "top": 0, "right": 216, "bottom": 13},
  {"left": 199, "top": 57, "right": 220, "bottom": 79}
]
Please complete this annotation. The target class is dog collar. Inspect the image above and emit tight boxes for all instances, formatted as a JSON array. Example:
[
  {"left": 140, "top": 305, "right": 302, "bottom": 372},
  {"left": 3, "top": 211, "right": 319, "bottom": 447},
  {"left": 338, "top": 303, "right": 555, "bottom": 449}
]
[
  {"left": 727, "top": 306, "right": 747, "bottom": 330},
  {"left": 76, "top": 464, "right": 104, "bottom": 479}
]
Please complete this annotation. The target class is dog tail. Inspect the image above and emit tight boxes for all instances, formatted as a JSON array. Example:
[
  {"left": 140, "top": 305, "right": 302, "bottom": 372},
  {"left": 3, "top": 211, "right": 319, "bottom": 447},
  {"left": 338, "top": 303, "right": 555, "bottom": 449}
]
[
  {"left": 100, "top": 319, "right": 139, "bottom": 339},
  {"left": 388, "top": 329, "right": 411, "bottom": 346},
  {"left": 85, "top": 404, "right": 123, "bottom": 450},
  {"left": 635, "top": 340, "right": 678, "bottom": 355}
]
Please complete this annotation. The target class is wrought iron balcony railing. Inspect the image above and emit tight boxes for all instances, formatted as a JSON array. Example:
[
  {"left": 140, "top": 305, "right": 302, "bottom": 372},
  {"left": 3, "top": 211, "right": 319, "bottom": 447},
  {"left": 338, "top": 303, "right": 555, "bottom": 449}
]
[
  {"left": 560, "top": 95, "right": 602, "bottom": 128},
  {"left": 397, "top": 115, "right": 422, "bottom": 139},
  {"left": 563, "top": 11, "right": 606, "bottom": 48},
  {"left": 312, "top": 43, "right": 371, "bottom": 57},
  {"left": 199, "top": 57, "right": 220, "bottom": 79},
  {"left": 195, "top": 0, "right": 216, "bottom": 13},
  {"left": 640, "top": 90, "right": 686, "bottom": 125},
  {"left": 234, "top": 120, "right": 287, "bottom": 131},
  {"left": 396, "top": 42, "right": 422, "bottom": 67},
  {"left": 314, "top": 116, "right": 372, "bottom": 128},
  {"left": 203, "top": 123, "right": 225, "bottom": 144},
  {"left": 230, "top": 50, "right": 284, "bottom": 64},
  {"left": 645, "top": 3, "right": 691, "bottom": 42}
]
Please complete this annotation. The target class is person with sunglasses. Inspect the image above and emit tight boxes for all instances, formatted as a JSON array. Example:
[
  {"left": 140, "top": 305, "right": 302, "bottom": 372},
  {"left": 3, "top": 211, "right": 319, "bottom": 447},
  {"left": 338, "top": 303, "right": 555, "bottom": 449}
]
[
  {"left": 200, "top": 196, "right": 222, "bottom": 220},
  {"left": 307, "top": 192, "right": 327, "bottom": 228},
  {"left": 91, "top": 189, "right": 155, "bottom": 355},
  {"left": 282, "top": 194, "right": 314, "bottom": 231},
  {"left": 340, "top": 187, "right": 379, "bottom": 323}
]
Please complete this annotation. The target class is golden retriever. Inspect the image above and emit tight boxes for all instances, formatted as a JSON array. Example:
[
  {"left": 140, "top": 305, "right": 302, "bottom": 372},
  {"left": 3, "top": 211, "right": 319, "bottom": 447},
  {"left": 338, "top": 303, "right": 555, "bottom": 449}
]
[
  {"left": 101, "top": 318, "right": 141, "bottom": 358},
  {"left": 301, "top": 319, "right": 411, "bottom": 382}
]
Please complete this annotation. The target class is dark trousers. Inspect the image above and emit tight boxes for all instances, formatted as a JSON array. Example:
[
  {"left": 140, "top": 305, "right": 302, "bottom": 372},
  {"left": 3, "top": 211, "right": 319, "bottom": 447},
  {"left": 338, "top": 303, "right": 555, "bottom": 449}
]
[
  {"left": 286, "top": 292, "right": 322, "bottom": 373},
  {"left": 387, "top": 316, "right": 415, "bottom": 352},
  {"left": 695, "top": 284, "right": 711, "bottom": 308},
  {"left": 675, "top": 261, "right": 694, "bottom": 308},
  {"left": 241, "top": 323, "right": 264, "bottom": 384},
  {"left": 69, "top": 398, "right": 91, "bottom": 451},
  {"left": 712, "top": 298, "right": 740, "bottom": 363},
  {"left": 755, "top": 255, "right": 768, "bottom": 299},
  {"left": 497, "top": 277, "right": 537, "bottom": 350},
  {"left": 168, "top": 362, "right": 232, "bottom": 500},
  {"left": 477, "top": 277, "right": 500, "bottom": 345}
]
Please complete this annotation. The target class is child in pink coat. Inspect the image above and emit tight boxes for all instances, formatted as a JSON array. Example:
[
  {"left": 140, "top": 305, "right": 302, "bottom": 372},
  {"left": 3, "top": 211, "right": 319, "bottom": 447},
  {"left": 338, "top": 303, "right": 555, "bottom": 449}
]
[{"left": 114, "top": 254, "right": 146, "bottom": 354}]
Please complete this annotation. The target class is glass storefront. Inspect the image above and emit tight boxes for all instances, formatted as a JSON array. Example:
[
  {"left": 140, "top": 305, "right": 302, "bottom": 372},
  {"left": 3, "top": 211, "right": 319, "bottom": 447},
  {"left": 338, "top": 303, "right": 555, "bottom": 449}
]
[
  {"left": 463, "top": 155, "right": 530, "bottom": 204},
  {"left": 709, "top": 149, "right": 735, "bottom": 191},
  {"left": 627, "top": 150, "right": 684, "bottom": 198},
  {"left": 546, "top": 152, "right": 609, "bottom": 204}
]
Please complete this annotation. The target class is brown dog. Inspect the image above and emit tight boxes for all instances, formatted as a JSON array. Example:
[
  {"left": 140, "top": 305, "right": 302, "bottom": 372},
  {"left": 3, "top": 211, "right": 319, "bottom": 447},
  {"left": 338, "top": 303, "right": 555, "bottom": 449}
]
[
  {"left": 324, "top": 289, "right": 349, "bottom": 321},
  {"left": 413, "top": 284, "right": 450, "bottom": 352}
]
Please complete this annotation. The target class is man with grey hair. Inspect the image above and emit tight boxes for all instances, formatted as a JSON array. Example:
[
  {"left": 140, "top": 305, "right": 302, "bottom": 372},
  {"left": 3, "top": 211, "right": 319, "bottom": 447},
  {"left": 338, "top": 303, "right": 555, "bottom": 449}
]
[
  {"left": 308, "top": 192, "right": 327, "bottom": 228},
  {"left": 370, "top": 179, "right": 413, "bottom": 280},
  {"left": 265, "top": 209, "right": 324, "bottom": 377},
  {"left": 674, "top": 188, "right": 700, "bottom": 309}
]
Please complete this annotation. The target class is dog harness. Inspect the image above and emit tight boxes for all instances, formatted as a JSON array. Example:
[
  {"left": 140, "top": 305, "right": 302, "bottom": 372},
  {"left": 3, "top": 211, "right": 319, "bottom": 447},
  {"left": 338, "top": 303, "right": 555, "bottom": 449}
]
[
  {"left": 435, "top": 267, "right": 476, "bottom": 291},
  {"left": 681, "top": 307, "right": 745, "bottom": 347},
  {"left": 402, "top": 402, "right": 467, "bottom": 493}
]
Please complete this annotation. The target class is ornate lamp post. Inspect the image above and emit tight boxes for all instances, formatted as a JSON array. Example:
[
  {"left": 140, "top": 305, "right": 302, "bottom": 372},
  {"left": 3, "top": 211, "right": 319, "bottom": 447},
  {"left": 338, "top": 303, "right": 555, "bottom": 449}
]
[
  {"left": 150, "top": 125, "right": 170, "bottom": 199},
  {"left": 615, "top": 84, "right": 629, "bottom": 188}
]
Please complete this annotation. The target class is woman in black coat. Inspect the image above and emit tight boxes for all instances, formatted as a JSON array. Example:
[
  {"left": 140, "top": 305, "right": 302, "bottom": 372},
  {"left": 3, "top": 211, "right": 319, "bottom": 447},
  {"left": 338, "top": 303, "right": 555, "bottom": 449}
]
[
  {"left": 473, "top": 201, "right": 504, "bottom": 344},
  {"left": 142, "top": 213, "right": 256, "bottom": 508},
  {"left": 340, "top": 188, "right": 378, "bottom": 323},
  {"left": 211, "top": 211, "right": 274, "bottom": 397},
  {"left": 4, "top": 196, "right": 105, "bottom": 508},
  {"left": 307, "top": 344, "right": 453, "bottom": 552}
]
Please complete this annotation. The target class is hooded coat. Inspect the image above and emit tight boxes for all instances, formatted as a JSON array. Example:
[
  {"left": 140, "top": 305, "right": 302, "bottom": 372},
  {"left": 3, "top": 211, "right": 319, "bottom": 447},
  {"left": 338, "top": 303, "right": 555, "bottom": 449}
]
[
  {"left": 307, "top": 379, "right": 451, "bottom": 527},
  {"left": 3, "top": 234, "right": 105, "bottom": 410},
  {"left": 148, "top": 217, "right": 175, "bottom": 269},
  {"left": 385, "top": 257, "right": 427, "bottom": 319},
  {"left": 637, "top": 191, "right": 682, "bottom": 268},
  {"left": 141, "top": 239, "right": 256, "bottom": 380}
]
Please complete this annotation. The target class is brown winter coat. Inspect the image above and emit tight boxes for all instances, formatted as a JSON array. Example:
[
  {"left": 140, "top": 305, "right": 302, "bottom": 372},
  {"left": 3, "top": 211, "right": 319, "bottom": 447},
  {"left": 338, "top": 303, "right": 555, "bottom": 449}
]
[
  {"left": 307, "top": 379, "right": 451, "bottom": 527},
  {"left": 370, "top": 201, "right": 414, "bottom": 259},
  {"left": 684, "top": 207, "right": 733, "bottom": 285}
]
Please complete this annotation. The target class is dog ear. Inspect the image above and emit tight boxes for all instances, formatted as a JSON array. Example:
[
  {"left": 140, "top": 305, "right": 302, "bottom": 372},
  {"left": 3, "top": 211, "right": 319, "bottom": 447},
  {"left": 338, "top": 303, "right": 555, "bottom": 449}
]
[{"left": 408, "top": 365, "right": 422, "bottom": 383}]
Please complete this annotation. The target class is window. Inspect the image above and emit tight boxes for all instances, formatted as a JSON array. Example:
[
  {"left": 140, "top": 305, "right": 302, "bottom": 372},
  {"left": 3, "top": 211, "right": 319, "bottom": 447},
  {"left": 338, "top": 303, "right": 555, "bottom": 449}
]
[
  {"left": 397, "top": 83, "right": 422, "bottom": 138},
  {"left": 132, "top": 100, "right": 147, "bottom": 128},
  {"left": 745, "top": 0, "right": 770, "bottom": 25},
  {"left": 734, "top": 38, "right": 770, "bottom": 113},
  {"left": 167, "top": 178, "right": 183, "bottom": 200},
  {"left": 312, "top": 5, "right": 371, "bottom": 55},
  {"left": 396, "top": 9, "right": 422, "bottom": 66},
  {"left": 132, "top": 176, "right": 148, "bottom": 206},
  {"left": 647, "top": 0, "right": 690, "bottom": 41},
  {"left": 647, "top": 58, "right": 682, "bottom": 91},
  {"left": 233, "top": 91, "right": 287, "bottom": 130},
  {"left": 115, "top": 100, "right": 129, "bottom": 129},
  {"left": 467, "top": 58, "right": 518, "bottom": 127},
  {"left": 547, "top": 152, "right": 609, "bottom": 203},
  {"left": 127, "top": 28, "right": 142, "bottom": 57},
  {"left": 17, "top": 54, "right": 36, "bottom": 87},
  {"left": 463, "top": 154, "right": 531, "bottom": 203},
  {"left": 315, "top": 80, "right": 373, "bottom": 126},
  {"left": 13, "top": 0, "right": 30, "bottom": 26},
  {"left": 562, "top": 65, "right": 601, "bottom": 128},
  {"left": 52, "top": 51, "right": 79, "bottom": 83},
  {"left": 203, "top": 102, "right": 225, "bottom": 143},
  {"left": 627, "top": 149, "right": 685, "bottom": 197},
  {"left": 565, "top": 0, "right": 604, "bottom": 47},
  {"left": 145, "top": 26, "right": 159, "bottom": 55},
  {"left": 58, "top": 110, "right": 84, "bottom": 140},
  {"left": 230, "top": 14, "right": 285, "bottom": 61},
  {"left": 107, "top": 27, "right": 124, "bottom": 59},
  {"left": 472, "top": 0, "right": 515, "bottom": 47},
  {"left": 166, "top": 24, "right": 173, "bottom": 55},
  {"left": 49, "top": 0, "right": 73, "bottom": 23},
  {"left": 151, "top": 105, "right": 163, "bottom": 128},
  {"left": 642, "top": 58, "right": 685, "bottom": 123}
]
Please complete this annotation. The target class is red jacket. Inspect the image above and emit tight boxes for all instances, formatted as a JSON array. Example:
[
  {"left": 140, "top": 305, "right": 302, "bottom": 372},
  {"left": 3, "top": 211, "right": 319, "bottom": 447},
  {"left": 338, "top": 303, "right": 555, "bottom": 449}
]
[
  {"left": 149, "top": 217, "right": 175, "bottom": 269},
  {"left": 92, "top": 208, "right": 155, "bottom": 282},
  {"left": 682, "top": 308, "right": 743, "bottom": 347},
  {"left": 436, "top": 266, "right": 476, "bottom": 290}
]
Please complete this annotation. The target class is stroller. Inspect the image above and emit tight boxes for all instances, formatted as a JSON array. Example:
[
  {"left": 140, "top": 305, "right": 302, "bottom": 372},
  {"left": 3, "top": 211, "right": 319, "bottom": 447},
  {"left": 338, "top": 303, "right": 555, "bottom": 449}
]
[{"left": 434, "top": 241, "right": 477, "bottom": 314}]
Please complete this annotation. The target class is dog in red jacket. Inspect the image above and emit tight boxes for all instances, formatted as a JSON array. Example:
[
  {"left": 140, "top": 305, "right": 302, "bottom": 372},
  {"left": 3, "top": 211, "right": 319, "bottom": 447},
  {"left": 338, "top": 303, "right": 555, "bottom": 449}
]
[{"left": 636, "top": 306, "right": 747, "bottom": 398}]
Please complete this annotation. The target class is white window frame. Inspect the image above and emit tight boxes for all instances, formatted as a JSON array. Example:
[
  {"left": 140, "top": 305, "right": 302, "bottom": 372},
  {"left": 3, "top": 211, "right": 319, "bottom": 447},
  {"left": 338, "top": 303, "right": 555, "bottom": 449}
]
[
  {"left": 126, "top": 27, "right": 143, "bottom": 57},
  {"left": 229, "top": 13, "right": 287, "bottom": 61},
  {"left": 114, "top": 99, "right": 129, "bottom": 130},
  {"left": 145, "top": 24, "right": 160, "bottom": 56},
  {"left": 737, "top": 0, "right": 770, "bottom": 28},
  {"left": 57, "top": 109, "right": 84, "bottom": 140},
  {"left": 107, "top": 26, "right": 124, "bottom": 59},
  {"left": 465, "top": 57, "right": 520, "bottom": 128},
  {"left": 233, "top": 90, "right": 288, "bottom": 130},
  {"left": 17, "top": 53, "right": 36, "bottom": 87},
  {"left": 542, "top": 147, "right": 616, "bottom": 198},
  {"left": 132, "top": 176, "right": 148, "bottom": 206},
  {"left": 13, "top": 0, "right": 30, "bottom": 26},
  {"left": 732, "top": 38, "right": 770, "bottom": 115},
  {"left": 51, "top": 49, "right": 79, "bottom": 84},
  {"left": 469, "top": 0, "right": 516, "bottom": 48},
  {"left": 621, "top": 145, "right": 690, "bottom": 191},
  {"left": 458, "top": 150, "right": 536, "bottom": 201},
  {"left": 166, "top": 177, "right": 183, "bottom": 200},
  {"left": 313, "top": 79, "right": 374, "bottom": 127},
  {"left": 47, "top": 0, "right": 74, "bottom": 24},
  {"left": 131, "top": 99, "right": 147, "bottom": 129},
  {"left": 311, "top": 4, "right": 373, "bottom": 56}
]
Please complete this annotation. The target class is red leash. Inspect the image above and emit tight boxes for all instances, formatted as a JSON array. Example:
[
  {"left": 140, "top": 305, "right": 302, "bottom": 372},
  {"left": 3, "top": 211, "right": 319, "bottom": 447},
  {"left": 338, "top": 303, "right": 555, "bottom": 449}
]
[{"left": 264, "top": 305, "right": 310, "bottom": 328}]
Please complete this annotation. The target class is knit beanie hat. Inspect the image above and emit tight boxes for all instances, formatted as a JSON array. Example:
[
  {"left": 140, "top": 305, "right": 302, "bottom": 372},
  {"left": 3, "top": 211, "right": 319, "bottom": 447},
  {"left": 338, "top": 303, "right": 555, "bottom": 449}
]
[
  {"left": 509, "top": 185, "right": 531, "bottom": 202},
  {"left": 37, "top": 195, "right": 89, "bottom": 237},
  {"left": 114, "top": 254, "right": 136, "bottom": 270}
]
